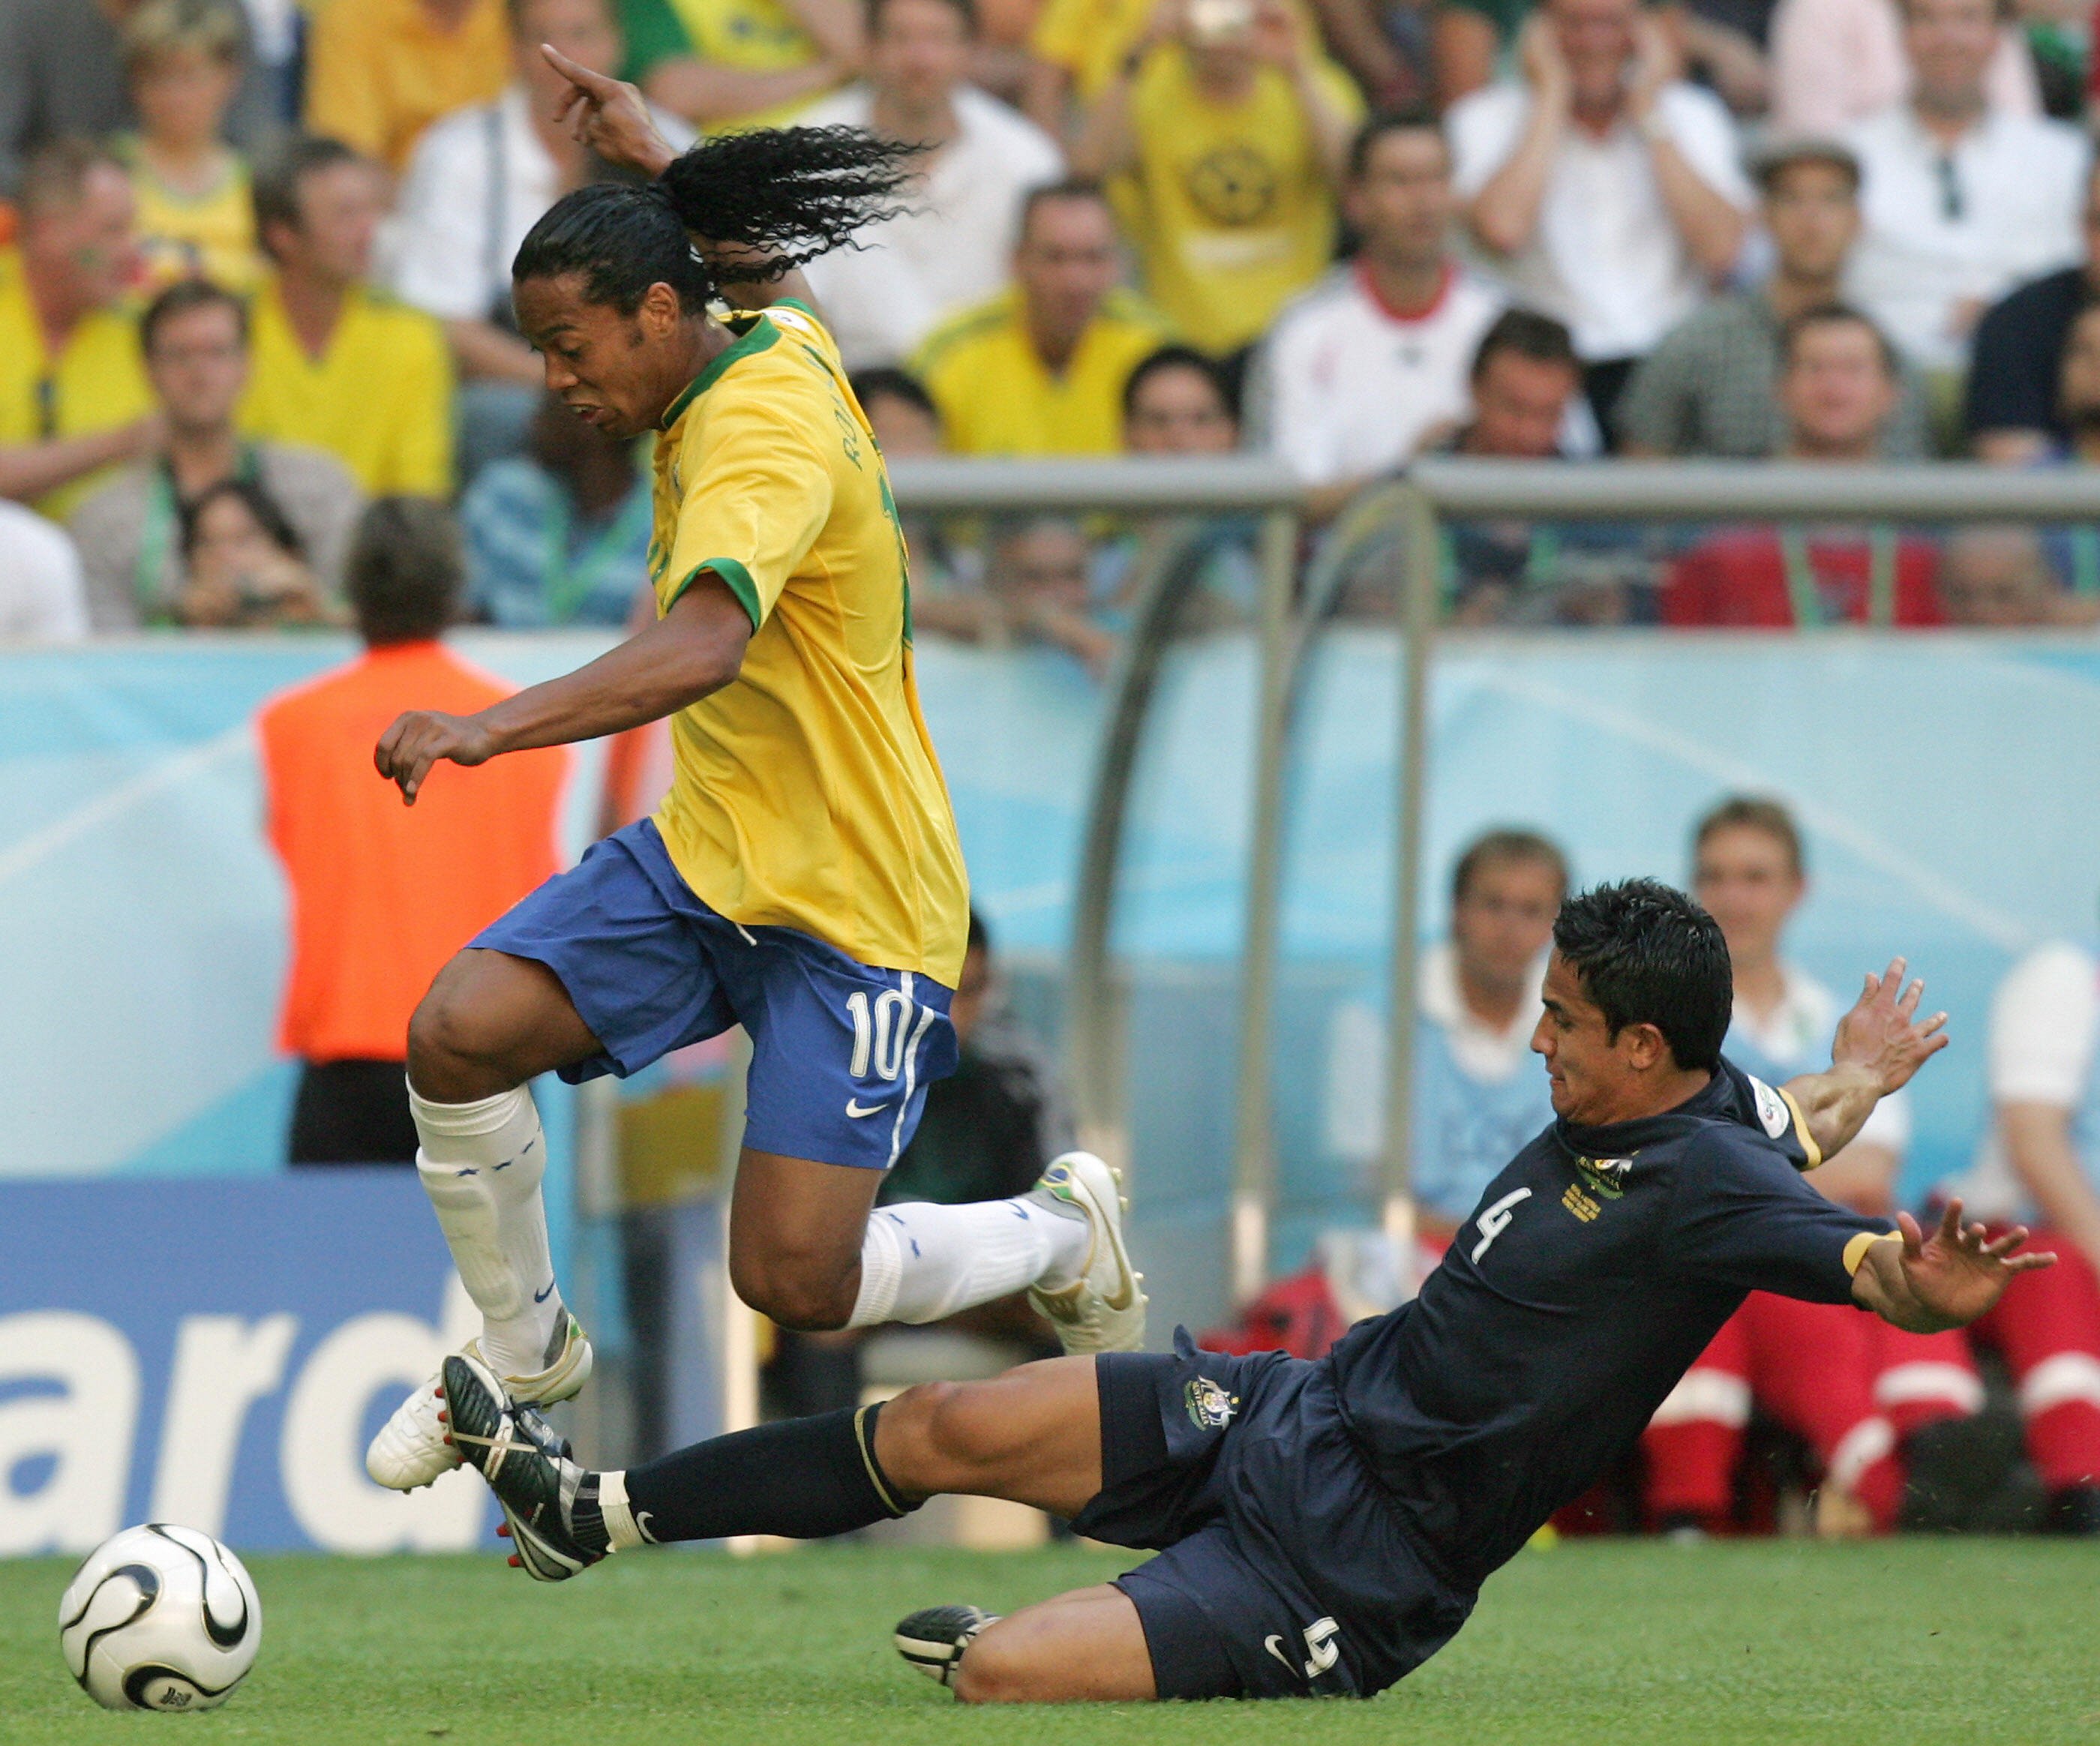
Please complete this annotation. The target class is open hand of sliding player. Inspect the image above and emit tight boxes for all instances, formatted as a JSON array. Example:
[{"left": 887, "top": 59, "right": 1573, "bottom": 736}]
[{"left": 1831, "top": 957, "right": 1948, "bottom": 1096}]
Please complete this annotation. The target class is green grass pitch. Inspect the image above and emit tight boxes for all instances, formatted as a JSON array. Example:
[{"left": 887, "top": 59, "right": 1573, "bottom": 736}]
[{"left": 9, "top": 1538, "right": 2098, "bottom": 1744}]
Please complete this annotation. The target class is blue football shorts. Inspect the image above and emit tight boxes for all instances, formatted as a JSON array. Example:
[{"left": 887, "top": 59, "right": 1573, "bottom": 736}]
[
  {"left": 470, "top": 818, "right": 957, "bottom": 1171},
  {"left": 1072, "top": 1330, "right": 1476, "bottom": 1700}
]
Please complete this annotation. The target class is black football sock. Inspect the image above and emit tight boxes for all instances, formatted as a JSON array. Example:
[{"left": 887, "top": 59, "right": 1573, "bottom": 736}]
[{"left": 620, "top": 1402, "right": 919, "bottom": 1544}]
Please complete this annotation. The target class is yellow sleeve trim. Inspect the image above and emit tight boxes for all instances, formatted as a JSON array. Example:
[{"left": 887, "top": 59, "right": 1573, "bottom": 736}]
[
  {"left": 1844, "top": 1231, "right": 1901, "bottom": 1276},
  {"left": 1778, "top": 1084, "right": 1822, "bottom": 1172}
]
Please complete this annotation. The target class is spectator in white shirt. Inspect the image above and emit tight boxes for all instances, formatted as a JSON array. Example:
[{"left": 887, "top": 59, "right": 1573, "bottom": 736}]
[
  {"left": 1942, "top": 934, "right": 2100, "bottom": 1533},
  {"left": 1450, "top": 0, "right": 1754, "bottom": 436},
  {"left": 1841, "top": 0, "right": 2087, "bottom": 377},
  {"left": 1246, "top": 111, "right": 1506, "bottom": 518},
  {"left": 1766, "top": 0, "right": 2039, "bottom": 141},
  {"left": 388, "top": 0, "right": 692, "bottom": 482},
  {"left": 800, "top": 0, "right": 1063, "bottom": 370},
  {"left": 0, "top": 498, "right": 88, "bottom": 640},
  {"left": 1642, "top": 795, "right": 1978, "bottom": 1539}
]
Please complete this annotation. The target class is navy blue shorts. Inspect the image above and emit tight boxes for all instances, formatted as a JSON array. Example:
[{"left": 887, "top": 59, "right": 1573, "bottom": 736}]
[
  {"left": 470, "top": 818, "right": 957, "bottom": 1171},
  {"left": 1071, "top": 1330, "right": 1475, "bottom": 1700}
]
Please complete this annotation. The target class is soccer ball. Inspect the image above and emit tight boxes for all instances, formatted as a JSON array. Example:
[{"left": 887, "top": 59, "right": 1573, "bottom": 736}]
[{"left": 58, "top": 1523, "right": 262, "bottom": 1712}]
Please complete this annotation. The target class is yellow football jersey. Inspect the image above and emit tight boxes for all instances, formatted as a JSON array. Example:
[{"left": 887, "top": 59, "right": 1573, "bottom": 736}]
[
  {"left": 912, "top": 286, "right": 1172, "bottom": 456},
  {"left": 650, "top": 300, "right": 969, "bottom": 986},
  {"left": 0, "top": 249, "right": 152, "bottom": 521},
  {"left": 1125, "top": 50, "right": 1361, "bottom": 355},
  {"left": 120, "top": 142, "right": 265, "bottom": 293},
  {"left": 239, "top": 278, "right": 454, "bottom": 496},
  {"left": 1028, "top": 0, "right": 1154, "bottom": 101},
  {"left": 657, "top": 0, "right": 838, "bottom": 130}
]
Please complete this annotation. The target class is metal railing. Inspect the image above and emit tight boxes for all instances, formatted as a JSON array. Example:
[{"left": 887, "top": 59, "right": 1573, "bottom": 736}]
[
  {"left": 890, "top": 455, "right": 2100, "bottom": 1309},
  {"left": 1371, "top": 459, "right": 2100, "bottom": 1271},
  {"left": 887, "top": 458, "right": 1302, "bottom": 1302}
]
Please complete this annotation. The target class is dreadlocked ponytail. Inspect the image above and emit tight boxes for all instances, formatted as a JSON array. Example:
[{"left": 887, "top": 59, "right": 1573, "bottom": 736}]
[
  {"left": 513, "top": 127, "right": 920, "bottom": 314},
  {"left": 658, "top": 126, "right": 920, "bottom": 278}
]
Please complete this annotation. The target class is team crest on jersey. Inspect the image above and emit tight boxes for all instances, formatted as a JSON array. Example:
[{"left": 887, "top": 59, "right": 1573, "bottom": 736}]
[
  {"left": 1748, "top": 1076, "right": 1792, "bottom": 1139},
  {"left": 1184, "top": 1377, "right": 1239, "bottom": 1431},
  {"left": 1573, "top": 1153, "right": 1634, "bottom": 1199}
]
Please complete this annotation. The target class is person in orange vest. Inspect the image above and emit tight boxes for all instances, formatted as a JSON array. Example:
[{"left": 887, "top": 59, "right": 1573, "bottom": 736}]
[{"left": 256, "top": 495, "right": 567, "bottom": 1164}]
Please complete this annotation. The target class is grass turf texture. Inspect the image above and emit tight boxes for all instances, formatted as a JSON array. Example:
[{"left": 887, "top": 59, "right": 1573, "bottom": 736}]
[{"left": 7, "top": 1539, "right": 2096, "bottom": 1744}]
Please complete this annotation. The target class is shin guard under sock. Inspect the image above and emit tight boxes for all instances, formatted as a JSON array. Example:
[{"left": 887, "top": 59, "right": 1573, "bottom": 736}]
[
  {"left": 410, "top": 1083, "right": 562, "bottom": 1376},
  {"left": 620, "top": 1402, "right": 917, "bottom": 1544}
]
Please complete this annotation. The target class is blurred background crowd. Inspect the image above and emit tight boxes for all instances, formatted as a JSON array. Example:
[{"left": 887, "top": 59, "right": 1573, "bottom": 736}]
[{"left": 8, "top": 0, "right": 2100, "bottom": 645}]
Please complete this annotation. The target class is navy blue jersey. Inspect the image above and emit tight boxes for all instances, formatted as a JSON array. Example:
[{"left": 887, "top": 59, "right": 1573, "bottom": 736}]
[{"left": 1323, "top": 1059, "right": 1890, "bottom": 1588}]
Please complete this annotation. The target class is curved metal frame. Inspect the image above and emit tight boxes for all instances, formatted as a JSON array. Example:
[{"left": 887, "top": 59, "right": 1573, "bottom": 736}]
[
  {"left": 1064, "top": 520, "right": 1258, "bottom": 1164},
  {"left": 1226, "top": 459, "right": 2100, "bottom": 1294},
  {"left": 884, "top": 458, "right": 1306, "bottom": 1276}
]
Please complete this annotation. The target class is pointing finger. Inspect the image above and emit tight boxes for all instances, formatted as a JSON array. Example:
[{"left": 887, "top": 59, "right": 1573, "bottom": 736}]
[{"left": 542, "top": 43, "right": 611, "bottom": 88}]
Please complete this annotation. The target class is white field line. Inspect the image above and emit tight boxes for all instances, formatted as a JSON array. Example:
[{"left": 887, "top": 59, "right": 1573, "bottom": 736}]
[
  {"left": 0, "top": 722, "right": 252, "bottom": 890},
  {"left": 1472, "top": 665, "right": 2029, "bottom": 952}
]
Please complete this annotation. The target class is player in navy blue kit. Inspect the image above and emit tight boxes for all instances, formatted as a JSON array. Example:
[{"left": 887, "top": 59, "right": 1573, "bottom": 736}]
[{"left": 436, "top": 880, "right": 2053, "bottom": 1703}]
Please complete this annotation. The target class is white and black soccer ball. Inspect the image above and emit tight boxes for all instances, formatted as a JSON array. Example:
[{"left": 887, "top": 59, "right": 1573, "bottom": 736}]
[{"left": 58, "top": 1522, "right": 262, "bottom": 1712}]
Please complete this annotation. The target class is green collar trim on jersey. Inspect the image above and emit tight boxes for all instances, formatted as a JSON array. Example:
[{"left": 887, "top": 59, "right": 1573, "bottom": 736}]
[{"left": 661, "top": 315, "right": 782, "bottom": 428}]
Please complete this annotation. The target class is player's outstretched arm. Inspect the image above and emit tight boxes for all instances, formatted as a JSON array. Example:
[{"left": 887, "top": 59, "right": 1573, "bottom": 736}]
[
  {"left": 1851, "top": 1198, "right": 2055, "bottom": 1333},
  {"left": 374, "top": 573, "right": 752, "bottom": 804},
  {"left": 1781, "top": 958, "right": 1948, "bottom": 1162}
]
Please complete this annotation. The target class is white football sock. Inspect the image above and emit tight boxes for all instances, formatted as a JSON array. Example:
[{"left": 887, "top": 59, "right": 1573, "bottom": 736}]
[
  {"left": 410, "top": 1083, "right": 562, "bottom": 1378},
  {"left": 846, "top": 1196, "right": 1090, "bottom": 1328}
]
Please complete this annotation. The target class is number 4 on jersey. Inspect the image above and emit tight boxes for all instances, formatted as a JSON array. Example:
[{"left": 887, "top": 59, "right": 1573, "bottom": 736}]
[{"left": 1471, "top": 1187, "right": 1533, "bottom": 1263}]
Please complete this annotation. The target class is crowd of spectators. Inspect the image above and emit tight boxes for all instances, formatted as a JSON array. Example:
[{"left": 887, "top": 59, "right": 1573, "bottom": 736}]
[{"left": 6, "top": 0, "right": 2100, "bottom": 643}]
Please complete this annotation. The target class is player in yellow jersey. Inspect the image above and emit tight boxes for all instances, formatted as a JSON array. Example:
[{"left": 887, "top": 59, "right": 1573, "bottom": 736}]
[{"left": 361, "top": 52, "right": 1144, "bottom": 1501}]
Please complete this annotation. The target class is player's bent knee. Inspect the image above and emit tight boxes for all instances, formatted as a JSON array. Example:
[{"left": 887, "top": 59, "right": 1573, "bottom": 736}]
[
  {"left": 951, "top": 1630, "right": 1036, "bottom": 1705},
  {"left": 951, "top": 1618, "right": 1100, "bottom": 1706},
  {"left": 878, "top": 1380, "right": 1009, "bottom": 1493},
  {"left": 730, "top": 1252, "right": 856, "bottom": 1331},
  {"left": 406, "top": 955, "right": 534, "bottom": 1097}
]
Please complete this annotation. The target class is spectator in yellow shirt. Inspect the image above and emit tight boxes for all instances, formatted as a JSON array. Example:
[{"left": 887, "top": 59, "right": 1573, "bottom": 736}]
[
  {"left": 0, "top": 140, "right": 158, "bottom": 521},
  {"left": 1021, "top": 0, "right": 1153, "bottom": 134},
  {"left": 304, "top": 0, "right": 510, "bottom": 176},
  {"left": 1070, "top": 0, "right": 1360, "bottom": 357},
  {"left": 619, "top": 0, "right": 858, "bottom": 130},
  {"left": 118, "top": 0, "right": 266, "bottom": 294},
  {"left": 913, "top": 181, "right": 1171, "bottom": 454},
  {"left": 241, "top": 136, "right": 454, "bottom": 496}
]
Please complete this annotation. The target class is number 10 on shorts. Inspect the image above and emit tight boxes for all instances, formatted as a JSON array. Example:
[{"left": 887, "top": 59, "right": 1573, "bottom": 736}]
[{"left": 846, "top": 987, "right": 929, "bottom": 1083}]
